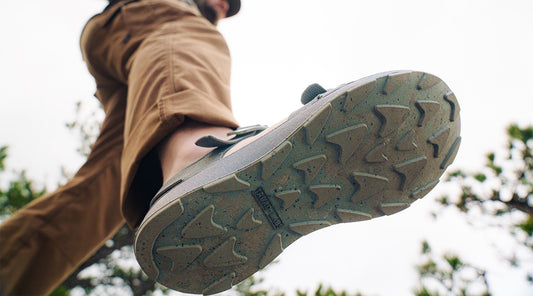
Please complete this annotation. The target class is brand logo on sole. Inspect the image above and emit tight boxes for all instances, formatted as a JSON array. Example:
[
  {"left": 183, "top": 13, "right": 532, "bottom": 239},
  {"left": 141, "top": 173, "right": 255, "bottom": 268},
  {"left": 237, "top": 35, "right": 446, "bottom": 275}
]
[{"left": 251, "top": 187, "right": 284, "bottom": 230}]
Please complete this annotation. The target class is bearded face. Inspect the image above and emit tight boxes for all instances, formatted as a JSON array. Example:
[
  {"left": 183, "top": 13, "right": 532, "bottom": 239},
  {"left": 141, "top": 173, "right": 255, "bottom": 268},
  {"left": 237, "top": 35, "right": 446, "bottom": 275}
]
[{"left": 195, "top": 0, "right": 229, "bottom": 25}]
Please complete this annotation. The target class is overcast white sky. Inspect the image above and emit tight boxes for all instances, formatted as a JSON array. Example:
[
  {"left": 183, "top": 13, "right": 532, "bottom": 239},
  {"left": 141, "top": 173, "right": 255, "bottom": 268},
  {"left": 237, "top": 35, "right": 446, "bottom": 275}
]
[{"left": 1, "top": 0, "right": 532, "bottom": 295}]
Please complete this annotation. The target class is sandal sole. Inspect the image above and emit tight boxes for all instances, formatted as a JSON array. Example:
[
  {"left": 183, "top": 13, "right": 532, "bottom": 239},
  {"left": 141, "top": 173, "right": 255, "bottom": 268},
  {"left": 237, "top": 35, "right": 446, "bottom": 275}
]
[{"left": 134, "top": 70, "right": 461, "bottom": 294}]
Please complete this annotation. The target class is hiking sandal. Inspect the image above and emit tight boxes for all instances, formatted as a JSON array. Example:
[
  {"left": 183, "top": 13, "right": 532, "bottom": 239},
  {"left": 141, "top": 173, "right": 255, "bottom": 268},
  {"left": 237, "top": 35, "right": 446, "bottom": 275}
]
[{"left": 134, "top": 70, "right": 461, "bottom": 294}]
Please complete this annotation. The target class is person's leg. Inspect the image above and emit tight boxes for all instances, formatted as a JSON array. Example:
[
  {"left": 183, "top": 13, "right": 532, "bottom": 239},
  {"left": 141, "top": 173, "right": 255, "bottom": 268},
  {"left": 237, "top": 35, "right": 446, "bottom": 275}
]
[
  {"left": 0, "top": 2, "right": 138, "bottom": 293},
  {"left": 0, "top": 84, "right": 126, "bottom": 295},
  {"left": 0, "top": 0, "right": 236, "bottom": 294},
  {"left": 117, "top": 0, "right": 239, "bottom": 227},
  {"left": 158, "top": 119, "right": 234, "bottom": 184}
]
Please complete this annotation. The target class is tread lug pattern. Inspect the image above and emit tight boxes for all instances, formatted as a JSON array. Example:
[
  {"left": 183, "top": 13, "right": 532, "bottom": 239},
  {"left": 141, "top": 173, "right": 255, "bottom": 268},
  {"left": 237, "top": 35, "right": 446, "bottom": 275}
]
[
  {"left": 236, "top": 209, "right": 263, "bottom": 230},
  {"left": 416, "top": 100, "right": 441, "bottom": 127},
  {"left": 444, "top": 91, "right": 460, "bottom": 122},
  {"left": 336, "top": 209, "right": 373, "bottom": 222},
  {"left": 303, "top": 104, "right": 332, "bottom": 145},
  {"left": 441, "top": 137, "right": 461, "bottom": 170},
  {"left": 136, "top": 71, "right": 461, "bottom": 295},
  {"left": 343, "top": 80, "right": 376, "bottom": 111},
  {"left": 309, "top": 184, "right": 342, "bottom": 209},
  {"left": 365, "top": 142, "right": 389, "bottom": 163},
  {"left": 416, "top": 73, "right": 441, "bottom": 90},
  {"left": 428, "top": 127, "right": 451, "bottom": 158},
  {"left": 326, "top": 124, "right": 368, "bottom": 163},
  {"left": 352, "top": 172, "right": 389, "bottom": 202},
  {"left": 411, "top": 180, "right": 440, "bottom": 200},
  {"left": 202, "top": 273, "right": 236, "bottom": 295},
  {"left": 259, "top": 234, "right": 283, "bottom": 269},
  {"left": 382, "top": 72, "right": 410, "bottom": 94},
  {"left": 379, "top": 202, "right": 410, "bottom": 215},
  {"left": 293, "top": 155, "right": 327, "bottom": 184},
  {"left": 396, "top": 130, "right": 417, "bottom": 151},
  {"left": 181, "top": 205, "right": 226, "bottom": 239},
  {"left": 375, "top": 105, "right": 411, "bottom": 137},
  {"left": 274, "top": 190, "right": 301, "bottom": 210},
  {"left": 394, "top": 156, "right": 428, "bottom": 190},
  {"left": 203, "top": 174, "right": 250, "bottom": 193},
  {"left": 261, "top": 141, "right": 293, "bottom": 180},
  {"left": 289, "top": 221, "right": 331, "bottom": 235},
  {"left": 203, "top": 237, "right": 247, "bottom": 268},
  {"left": 156, "top": 245, "right": 202, "bottom": 272}
]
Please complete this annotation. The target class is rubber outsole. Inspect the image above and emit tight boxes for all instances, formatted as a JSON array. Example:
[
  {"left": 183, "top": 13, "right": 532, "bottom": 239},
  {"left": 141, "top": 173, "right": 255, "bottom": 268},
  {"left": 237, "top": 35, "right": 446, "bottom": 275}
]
[{"left": 134, "top": 71, "right": 461, "bottom": 294}]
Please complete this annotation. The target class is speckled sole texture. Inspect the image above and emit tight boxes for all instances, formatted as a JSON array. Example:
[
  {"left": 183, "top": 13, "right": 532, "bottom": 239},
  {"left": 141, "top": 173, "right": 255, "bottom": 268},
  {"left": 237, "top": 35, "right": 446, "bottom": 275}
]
[{"left": 134, "top": 70, "right": 461, "bottom": 295}]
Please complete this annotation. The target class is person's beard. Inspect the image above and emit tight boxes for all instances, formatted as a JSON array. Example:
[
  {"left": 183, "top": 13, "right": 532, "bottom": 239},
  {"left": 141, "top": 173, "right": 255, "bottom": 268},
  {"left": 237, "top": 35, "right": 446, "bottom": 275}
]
[{"left": 196, "top": 1, "right": 218, "bottom": 25}]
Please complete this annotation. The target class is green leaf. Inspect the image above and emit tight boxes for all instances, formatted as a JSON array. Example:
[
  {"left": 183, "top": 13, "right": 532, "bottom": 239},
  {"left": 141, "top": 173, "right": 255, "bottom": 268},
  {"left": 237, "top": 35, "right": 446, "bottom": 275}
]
[
  {"left": 447, "top": 170, "right": 466, "bottom": 180},
  {"left": 421, "top": 241, "right": 431, "bottom": 254},
  {"left": 518, "top": 216, "right": 533, "bottom": 236},
  {"left": 474, "top": 173, "right": 487, "bottom": 182},
  {"left": 414, "top": 286, "right": 441, "bottom": 296},
  {"left": 444, "top": 255, "right": 463, "bottom": 271},
  {"left": 438, "top": 196, "right": 449, "bottom": 205},
  {"left": 417, "top": 260, "right": 437, "bottom": 275},
  {"left": 0, "top": 146, "right": 7, "bottom": 171},
  {"left": 49, "top": 286, "right": 70, "bottom": 296},
  {"left": 487, "top": 152, "right": 495, "bottom": 163},
  {"left": 1, "top": 170, "right": 46, "bottom": 216},
  {"left": 488, "top": 164, "right": 502, "bottom": 175},
  {"left": 508, "top": 124, "right": 521, "bottom": 140},
  {"left": 314, "top": 284, "right": 324, "bottom": 296}
]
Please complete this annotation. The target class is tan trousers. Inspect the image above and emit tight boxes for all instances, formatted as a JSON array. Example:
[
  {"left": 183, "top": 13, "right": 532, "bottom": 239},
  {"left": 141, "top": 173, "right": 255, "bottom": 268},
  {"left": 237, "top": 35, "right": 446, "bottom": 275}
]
[{"left": 0, "top": 0, "right": 238, "bottom": 294}]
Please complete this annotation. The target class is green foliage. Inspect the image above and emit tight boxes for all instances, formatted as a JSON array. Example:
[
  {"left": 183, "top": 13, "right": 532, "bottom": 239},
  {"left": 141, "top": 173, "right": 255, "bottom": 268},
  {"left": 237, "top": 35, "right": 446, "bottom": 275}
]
[
  {"left": 485, "top": 152, "right": 502, "bottom": 176},
  {"left": 233, "top": 273, "right": 365, "bottom": 296},
  {"left": 518, "top": 216, "right": 533, "bottom": 237},
  {"left": 473, "top": 173, "right": 486, "bottom": 182},
  {"left": 415, "top": 241, "right": 489, "bottom": 296},
  {"left": 0, "top": 146, "right": 6, "bottom": 171},
  {"left": 48, "top": 286, "right": 70, "bottom": 296},
  {"left": 507, "top": 124, "right": 533, "bottom": 145},
  {"left": 444, "top": 256, "right": 463, "bottom": 272},
  {"left": 64, "top": 101, "right": 103, "bottom": 158},
  {"left": 439, "top": 124, "right": 533, "bottom": 243},
  {"left": 422, "top": 240, "right": 432, "bottom": 254},
  {"left": 415, "top": 286, "right": 442, "bottom": 296},
  {"left": 0, "top": 146, "right": 46, "bottom": 217},
  {"left": 297, "top": 284, "right": 363, "bottom": 296},
  {"left": 234, "top": 275, "right": 269, "bottom": 296},
  {"left": 417, "top": 124, "right": 533, "bottom": 295}
]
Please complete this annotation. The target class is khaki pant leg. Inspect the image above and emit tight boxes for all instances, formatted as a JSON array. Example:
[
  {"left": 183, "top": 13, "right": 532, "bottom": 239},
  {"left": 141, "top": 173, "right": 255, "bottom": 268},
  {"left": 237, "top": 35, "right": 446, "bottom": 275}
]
[
  {"left": 105, "top": 0, "right": 239, "bottom": 227},
  {"left": 0, "top": 1, "right": 241, "bottom": 292},
  {"left": 0, "top": 85, "right": 127, "bottom": 296},
  {"left": 77, "top": 0, "right": 239, "bottom": 228}
]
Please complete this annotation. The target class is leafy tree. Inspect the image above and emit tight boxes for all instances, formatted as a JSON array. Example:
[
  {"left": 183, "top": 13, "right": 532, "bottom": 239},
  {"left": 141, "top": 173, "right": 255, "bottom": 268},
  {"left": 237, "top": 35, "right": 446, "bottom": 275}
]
[
  {"left": 415, "top": 124, "right": 533, "bottom": 295},
  {"left": 233, "top": 273, "right": 365, "bottom": 296},
  {"left": 296, "top": 285, "right": 364, "bottom": 296},
  {"left": 0, "top": 146, "right": 46, "bottom": 216},
  {"left": 415, "top": 241, "right": 490, "bottom": 296}
]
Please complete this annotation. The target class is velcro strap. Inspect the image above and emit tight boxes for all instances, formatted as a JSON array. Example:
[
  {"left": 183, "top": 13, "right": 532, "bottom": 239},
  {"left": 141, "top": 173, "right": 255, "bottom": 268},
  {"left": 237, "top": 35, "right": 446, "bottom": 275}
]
[{"left": 195, "top": 125, "right": 267, "bottom": 148}]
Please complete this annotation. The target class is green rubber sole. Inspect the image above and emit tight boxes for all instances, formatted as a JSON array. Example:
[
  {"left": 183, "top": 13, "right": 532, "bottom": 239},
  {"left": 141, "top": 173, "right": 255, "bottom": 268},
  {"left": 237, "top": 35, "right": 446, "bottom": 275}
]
[{"left": 134, "top": 70, "right": 461, "bottom": 294}]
